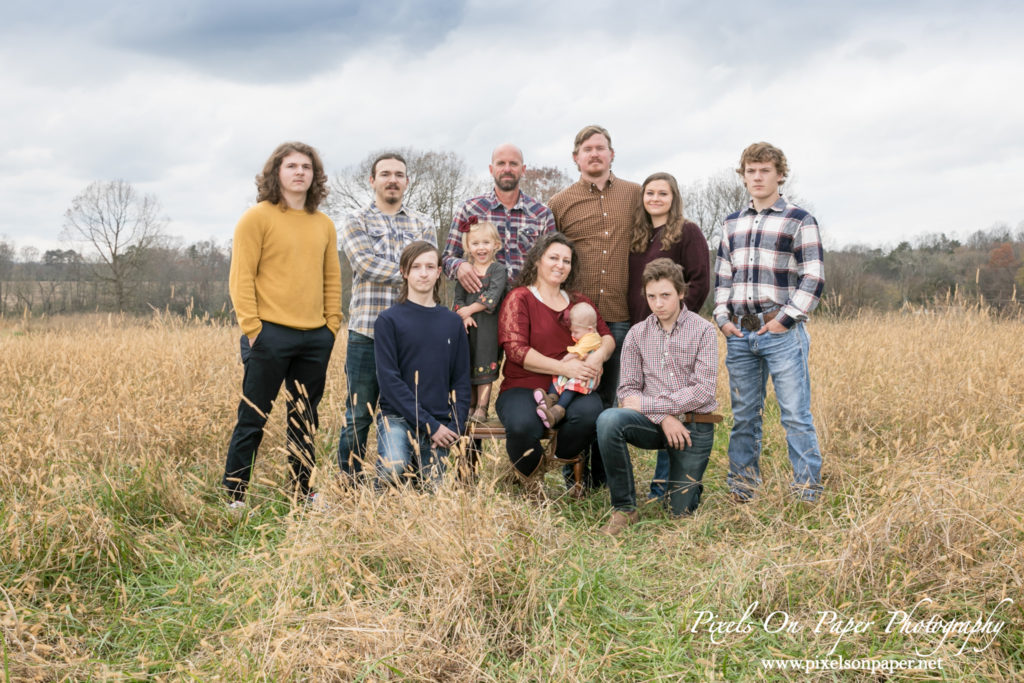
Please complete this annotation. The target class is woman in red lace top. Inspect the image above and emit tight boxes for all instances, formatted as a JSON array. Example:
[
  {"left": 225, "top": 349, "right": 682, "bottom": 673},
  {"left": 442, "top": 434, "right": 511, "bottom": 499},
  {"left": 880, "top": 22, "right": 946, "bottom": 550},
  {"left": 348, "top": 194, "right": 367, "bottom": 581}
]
[{"left": 496, "top": 233, "right": 615, "bottom": 484}]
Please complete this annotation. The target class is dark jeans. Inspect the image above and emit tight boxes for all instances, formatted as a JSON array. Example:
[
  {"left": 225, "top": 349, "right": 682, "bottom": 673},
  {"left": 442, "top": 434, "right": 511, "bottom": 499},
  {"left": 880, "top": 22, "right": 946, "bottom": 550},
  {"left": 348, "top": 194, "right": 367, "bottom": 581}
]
[
  {"left": 566, "top": 320, "right": 631, "bottom": 489},
  {"left": 335, "top": 331, "right": 379, "bottom": 478},
  {"left": 650, "top": 452, "right": 670, "bottom": 499},
  {"left": 597, "top": 409, "right": 715, "bottom": 516},
  {"left": 223, "top": 322, "right": 335, "bottom": 501},
  {"left": 496, "top": 388, "right": 603, "bottom": 477}
]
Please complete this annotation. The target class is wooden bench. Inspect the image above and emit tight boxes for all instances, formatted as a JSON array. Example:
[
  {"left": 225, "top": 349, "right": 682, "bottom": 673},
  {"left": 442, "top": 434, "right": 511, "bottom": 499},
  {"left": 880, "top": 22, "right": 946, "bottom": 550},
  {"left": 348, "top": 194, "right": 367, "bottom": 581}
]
[
  {"left": 463, "top": 420, "right": 580, "bottom": 490},
  {"left": 465, "top": 420, "right": 525, "bottom": 441},
  {"left": 463, "top": 414, "right": 722, "bottom": 494}
]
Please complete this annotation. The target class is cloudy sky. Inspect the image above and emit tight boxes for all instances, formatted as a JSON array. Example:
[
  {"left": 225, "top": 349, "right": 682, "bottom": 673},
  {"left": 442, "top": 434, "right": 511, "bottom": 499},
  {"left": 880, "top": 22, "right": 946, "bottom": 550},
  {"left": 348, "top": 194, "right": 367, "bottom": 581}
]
[{"left": 2, "top": 0, "right": 1022, "bottom": 257}]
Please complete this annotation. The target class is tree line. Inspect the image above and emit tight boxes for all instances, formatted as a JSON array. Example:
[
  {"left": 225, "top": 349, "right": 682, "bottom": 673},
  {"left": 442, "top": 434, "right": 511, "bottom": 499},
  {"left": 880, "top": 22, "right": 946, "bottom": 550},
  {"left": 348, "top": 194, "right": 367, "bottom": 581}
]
[{"left": 1, "top": 151, "right": 1021, "bottom": 317}]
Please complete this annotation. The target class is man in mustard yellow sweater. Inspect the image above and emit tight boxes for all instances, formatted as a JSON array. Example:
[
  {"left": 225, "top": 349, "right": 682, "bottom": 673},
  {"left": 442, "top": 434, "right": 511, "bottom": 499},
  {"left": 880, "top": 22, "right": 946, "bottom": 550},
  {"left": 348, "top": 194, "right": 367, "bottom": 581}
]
[{"left": 223, "top": 141, "right": 342, "bottom": 508}]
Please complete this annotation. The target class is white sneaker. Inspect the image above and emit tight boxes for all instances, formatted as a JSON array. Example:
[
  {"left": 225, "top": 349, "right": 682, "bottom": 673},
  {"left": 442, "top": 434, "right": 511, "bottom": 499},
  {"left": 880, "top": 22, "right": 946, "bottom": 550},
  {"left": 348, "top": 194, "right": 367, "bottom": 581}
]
[{"left": 227, "top": 499, "right": 246, "bottom": 510}]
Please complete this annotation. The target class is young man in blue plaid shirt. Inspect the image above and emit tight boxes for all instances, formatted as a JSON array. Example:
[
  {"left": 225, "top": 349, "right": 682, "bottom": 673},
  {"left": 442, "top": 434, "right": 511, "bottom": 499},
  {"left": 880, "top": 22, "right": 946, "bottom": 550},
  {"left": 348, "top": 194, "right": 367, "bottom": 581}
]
[
  {"left": 336, "top": 153, "right": 436, "bottom": 480},
  {"left": 713, "top": 142, "right": 825, "bottom": 503}
]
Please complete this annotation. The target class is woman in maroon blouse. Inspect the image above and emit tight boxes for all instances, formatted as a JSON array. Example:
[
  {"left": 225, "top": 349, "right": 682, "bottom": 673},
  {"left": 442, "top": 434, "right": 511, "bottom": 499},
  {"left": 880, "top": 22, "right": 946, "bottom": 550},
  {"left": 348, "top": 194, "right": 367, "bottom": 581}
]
[
  {"left": 628, "top": 172, "right": 710, "bottom": 325},
  {"left": 497, "top": 233, "right": 615, "bottom": 486}
]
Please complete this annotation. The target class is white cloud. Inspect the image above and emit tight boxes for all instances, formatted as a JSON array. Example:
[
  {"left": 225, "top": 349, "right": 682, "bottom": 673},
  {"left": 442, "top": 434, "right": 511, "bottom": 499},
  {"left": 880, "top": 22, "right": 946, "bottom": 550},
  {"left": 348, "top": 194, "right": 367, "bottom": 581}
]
[{"left": 1, "top": 1, "right": 1022, "bottom": 256}]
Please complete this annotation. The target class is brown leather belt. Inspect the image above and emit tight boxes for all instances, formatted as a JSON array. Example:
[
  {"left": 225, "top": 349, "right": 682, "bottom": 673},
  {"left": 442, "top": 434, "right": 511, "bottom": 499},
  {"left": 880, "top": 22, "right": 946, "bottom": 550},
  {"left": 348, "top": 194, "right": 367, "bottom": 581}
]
[
  {"left": 732, "top": 310, "right": 778, "bottom": 332},
  {"left": 681, "top": 412, "right": 722, "bottom": 424}
]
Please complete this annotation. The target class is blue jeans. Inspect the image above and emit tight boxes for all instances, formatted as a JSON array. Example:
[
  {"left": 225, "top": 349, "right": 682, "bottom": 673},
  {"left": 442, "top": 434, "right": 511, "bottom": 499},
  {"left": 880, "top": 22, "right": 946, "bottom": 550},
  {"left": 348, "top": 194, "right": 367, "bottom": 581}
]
[
  {"left": 597, "top": 408, "right": 715, "bottom": 516},
  {"left": 336, "top": 331, "right": 378, "bottom": 478},
  {"left": 568, "top": 320, "right": 632, "bottom": 489},
  {"left": 725, "top": 322, "right": 823, "bottom": 501},
  {"left": 375, "top": 414, "right": 448, "bottom": 489}
]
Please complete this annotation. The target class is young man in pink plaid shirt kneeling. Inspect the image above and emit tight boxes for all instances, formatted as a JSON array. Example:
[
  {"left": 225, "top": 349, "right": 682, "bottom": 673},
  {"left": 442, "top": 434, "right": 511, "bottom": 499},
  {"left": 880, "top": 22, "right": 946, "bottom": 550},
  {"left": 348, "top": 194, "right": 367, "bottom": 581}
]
[{"left": 597, "top": 258, "right": 719, "bottom": 537}]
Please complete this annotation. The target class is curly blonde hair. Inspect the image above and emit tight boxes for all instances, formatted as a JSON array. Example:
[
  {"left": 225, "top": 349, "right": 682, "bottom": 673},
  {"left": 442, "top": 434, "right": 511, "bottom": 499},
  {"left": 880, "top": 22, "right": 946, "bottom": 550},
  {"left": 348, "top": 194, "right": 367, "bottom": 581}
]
[{"left": 461, "top": 220, "right": 501, "bottom": 256}]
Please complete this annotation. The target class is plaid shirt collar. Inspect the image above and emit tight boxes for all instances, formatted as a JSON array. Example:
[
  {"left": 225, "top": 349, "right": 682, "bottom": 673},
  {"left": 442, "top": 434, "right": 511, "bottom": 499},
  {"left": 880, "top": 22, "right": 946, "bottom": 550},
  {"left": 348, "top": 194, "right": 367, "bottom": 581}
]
[
  {"left": 368, "top": 200, "right": 413, "bottom": 217},
  {"left": 478, "top": 188, "right": 529, "bottom": 212},
  {"left": 642, "top": 305, "right": 691, "bottom": 336},
  {"left": 742, "top": 195, "right": 788, "bottom": 216}
]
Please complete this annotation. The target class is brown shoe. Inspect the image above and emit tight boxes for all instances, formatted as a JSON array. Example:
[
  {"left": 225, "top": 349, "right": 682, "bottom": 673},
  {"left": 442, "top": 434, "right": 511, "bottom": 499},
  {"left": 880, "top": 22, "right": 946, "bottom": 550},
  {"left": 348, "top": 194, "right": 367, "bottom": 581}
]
[{"left": 601, "top": 509, "right": 639, "bottom": 537}]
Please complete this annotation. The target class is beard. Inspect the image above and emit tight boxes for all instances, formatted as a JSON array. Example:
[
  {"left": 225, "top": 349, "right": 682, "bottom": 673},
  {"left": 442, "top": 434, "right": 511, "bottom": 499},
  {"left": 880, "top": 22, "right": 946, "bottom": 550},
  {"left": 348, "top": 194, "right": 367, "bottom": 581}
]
[{"left": 494, "top": 174, "right": 519, "bottom": 192}]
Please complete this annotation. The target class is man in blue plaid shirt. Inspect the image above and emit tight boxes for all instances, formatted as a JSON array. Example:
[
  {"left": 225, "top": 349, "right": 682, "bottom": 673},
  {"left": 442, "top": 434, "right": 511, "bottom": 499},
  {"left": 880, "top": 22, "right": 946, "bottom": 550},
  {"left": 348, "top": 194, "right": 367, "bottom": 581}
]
[
  {"left": 336, "top": 153, "right": 436, "bottom": 480},
  {"left": 713, "top": 142, "right": 825, "bottom": 503}
]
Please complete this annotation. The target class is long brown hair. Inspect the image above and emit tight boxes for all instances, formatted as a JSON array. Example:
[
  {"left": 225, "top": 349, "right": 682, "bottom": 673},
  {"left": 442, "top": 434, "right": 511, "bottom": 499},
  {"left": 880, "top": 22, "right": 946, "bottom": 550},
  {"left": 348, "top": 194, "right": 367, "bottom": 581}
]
[
  {"left": 515, "top": 232, "right": 580, "bottom": 292},
  {"left": 630, "top": 172, "right": 684, "bottom": 253},
  {"left": 256, "top": 141, "right": 329, "bottom": 213},
  {"left": 397, "top": 241, "right": 442, "bottom": 304}
]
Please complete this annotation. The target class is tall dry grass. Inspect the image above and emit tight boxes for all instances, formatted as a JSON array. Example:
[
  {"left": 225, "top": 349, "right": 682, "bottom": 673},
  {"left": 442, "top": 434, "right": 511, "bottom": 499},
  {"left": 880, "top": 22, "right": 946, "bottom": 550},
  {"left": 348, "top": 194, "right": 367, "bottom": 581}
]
[{"left": 0, "top": 308, "right": 1021, "bottom": 680}]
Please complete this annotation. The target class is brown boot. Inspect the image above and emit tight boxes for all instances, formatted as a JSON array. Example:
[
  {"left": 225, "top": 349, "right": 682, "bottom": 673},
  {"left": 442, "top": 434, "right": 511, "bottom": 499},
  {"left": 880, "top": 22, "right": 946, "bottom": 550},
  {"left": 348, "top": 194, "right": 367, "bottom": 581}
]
[
  {"left": 533, "top": 389, "right": 562, "bottom": 427},
  {"left": 537, "top": 403, "right": 566, "bottom": 428},
  {"left": 513, "top": 467, "right": 546, "bottom": 502},
  {"left": 601, "top": 509, "right": 639, "bottom": 537},
  {"left": 533, "top": 388, "right": 557, "bottom": 409}
]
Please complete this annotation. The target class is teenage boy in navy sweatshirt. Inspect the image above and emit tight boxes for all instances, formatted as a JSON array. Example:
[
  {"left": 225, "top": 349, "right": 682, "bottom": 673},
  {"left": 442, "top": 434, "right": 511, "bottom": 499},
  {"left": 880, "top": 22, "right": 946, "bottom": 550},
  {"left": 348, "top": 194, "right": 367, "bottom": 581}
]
[{"left": 374, "top": 241, "right": 471, "bottom": 488}]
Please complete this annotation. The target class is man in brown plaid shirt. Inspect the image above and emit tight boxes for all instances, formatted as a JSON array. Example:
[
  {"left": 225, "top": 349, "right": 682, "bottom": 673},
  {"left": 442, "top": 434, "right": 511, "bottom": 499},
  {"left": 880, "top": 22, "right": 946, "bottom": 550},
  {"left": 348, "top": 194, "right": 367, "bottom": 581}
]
[{"left": 549, "top": 125, "right": 642, "bottom": 492}]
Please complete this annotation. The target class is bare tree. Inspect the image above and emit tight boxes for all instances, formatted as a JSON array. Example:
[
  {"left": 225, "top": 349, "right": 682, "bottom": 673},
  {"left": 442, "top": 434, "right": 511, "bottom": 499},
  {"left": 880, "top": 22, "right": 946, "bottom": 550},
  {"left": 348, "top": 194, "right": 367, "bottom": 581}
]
[
  {"left": 325, "top": 147, "right": 423, "bottom": 218},
  {"left": 326, "top": 148, "right": 484, "bottom": 237},
  {"left": 61, "top": 180, "right": 168, "bottom": 311},
  {"left": 182, "top": 239, "right": 231, "bottom": 312},
  {"left": 0, "top": 237, "right": 14, "bottom": 315},
  {"left": 521, "top": 166, "right": 573, "bottom": 204},
  {"left": 680, "top": 169, "right": 749, "bottom": 250},
  {"left": 416, "top": 150, "right": 489, "bottom": 247}
]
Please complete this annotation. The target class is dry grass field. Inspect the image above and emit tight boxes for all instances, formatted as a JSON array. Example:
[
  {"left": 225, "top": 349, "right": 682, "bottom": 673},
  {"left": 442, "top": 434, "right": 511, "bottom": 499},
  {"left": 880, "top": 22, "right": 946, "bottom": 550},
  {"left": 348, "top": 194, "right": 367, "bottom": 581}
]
[{"left": 1, "top": 308, "right": 1021, "bottom": 681}]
